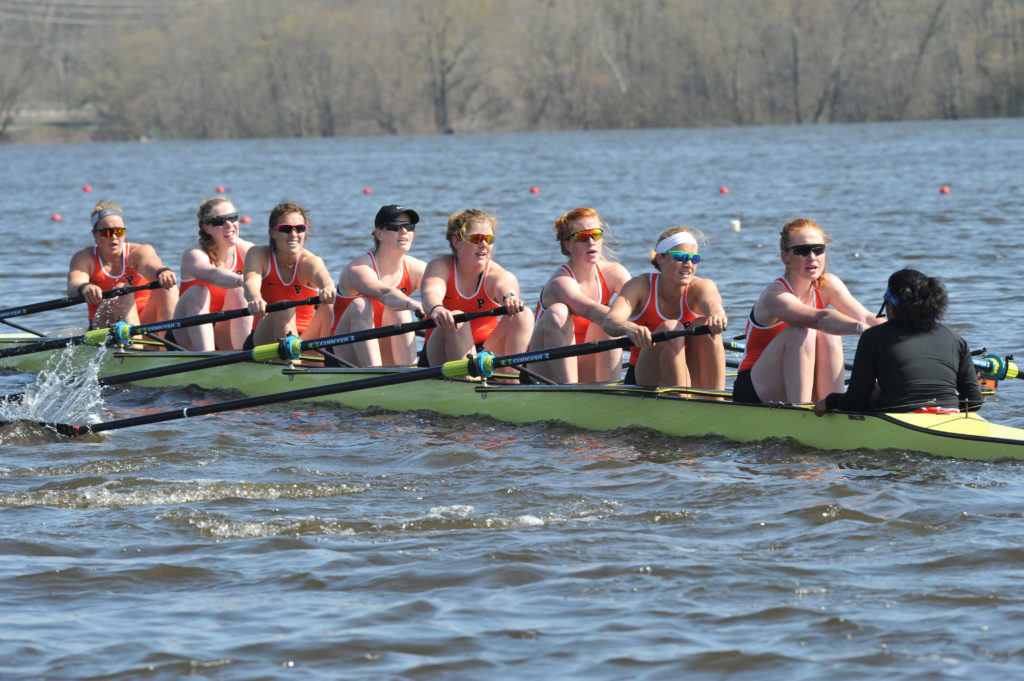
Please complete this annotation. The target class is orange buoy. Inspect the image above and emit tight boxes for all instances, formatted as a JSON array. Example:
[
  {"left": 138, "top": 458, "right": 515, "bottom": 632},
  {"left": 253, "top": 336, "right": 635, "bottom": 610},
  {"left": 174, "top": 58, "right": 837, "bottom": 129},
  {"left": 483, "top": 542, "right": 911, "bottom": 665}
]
[
  {"left": 51, "top": 213, "right": 63, "bottom": 222},
  {"left": 240, "top": 215, "right": 252, "bottom": 224},
  {"left": 363, "top": 187, "right": 372, "bottom": 195},
  {"left": 529, "top": 186, "right": 540, "bottom": 194},
  {"left": 940, "top": 185, "right": 951, "bottom": 194},
  {"left": 216, "top": 185, "right": 226, "bottom": 194},
  {"left": 82, "top": 184, "right": 92, "bottom": 192},
  {"left": 719, "top": 187, "right": 729, "bottom": 194}
]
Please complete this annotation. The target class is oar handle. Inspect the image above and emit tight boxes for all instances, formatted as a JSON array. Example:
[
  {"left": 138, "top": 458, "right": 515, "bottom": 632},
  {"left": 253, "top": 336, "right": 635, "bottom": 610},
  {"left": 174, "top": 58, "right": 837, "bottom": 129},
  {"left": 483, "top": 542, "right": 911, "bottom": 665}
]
[{"left": 0, "top": 281, "right": 162, "bottom": 320}]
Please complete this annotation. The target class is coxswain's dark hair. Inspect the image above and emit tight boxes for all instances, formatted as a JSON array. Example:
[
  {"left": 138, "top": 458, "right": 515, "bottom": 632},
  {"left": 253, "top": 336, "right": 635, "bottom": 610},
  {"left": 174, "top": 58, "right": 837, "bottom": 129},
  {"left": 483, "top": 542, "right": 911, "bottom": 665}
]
[{"left": 886, "top": 268, "right": 947, "bottom": 331}]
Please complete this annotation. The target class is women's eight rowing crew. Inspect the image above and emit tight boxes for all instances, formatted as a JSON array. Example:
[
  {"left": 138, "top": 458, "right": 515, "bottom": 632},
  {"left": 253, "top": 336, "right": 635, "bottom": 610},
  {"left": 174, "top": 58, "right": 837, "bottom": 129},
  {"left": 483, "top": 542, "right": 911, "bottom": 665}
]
[{"left": 65, "top": 199, "right": 983, "bottom": 415}]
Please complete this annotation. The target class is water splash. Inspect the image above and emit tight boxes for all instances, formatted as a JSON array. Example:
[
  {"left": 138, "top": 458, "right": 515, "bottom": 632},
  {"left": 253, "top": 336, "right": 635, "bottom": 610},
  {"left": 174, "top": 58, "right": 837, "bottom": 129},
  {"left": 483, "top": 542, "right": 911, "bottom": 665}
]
[{"left": 0, "top": 345, "right": 107, "bottom": 439}]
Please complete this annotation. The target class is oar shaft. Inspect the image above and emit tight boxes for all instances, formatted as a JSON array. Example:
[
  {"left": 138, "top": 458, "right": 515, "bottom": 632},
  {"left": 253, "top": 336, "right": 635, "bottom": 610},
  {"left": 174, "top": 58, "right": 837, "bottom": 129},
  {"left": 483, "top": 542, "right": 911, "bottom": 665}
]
[
  {"left": 61, "top": 365, "right": 447, "bottom": 436},
  {"left": 88, "top": 307, "right": 511, "bottom": 387},
  {"left": 486, "top": 326, "right": 712, "bottom": 373},
  {"left": 125, "top": 296, "right": 320, "bottom": 337},
  {"left": 728, "top": 337, "right": 1021, "bottom": 382},
  {"left": 0, "top": 296, "right": 320, "bottom": 359},
  {"left": 50, "top": 325, "right": 708, "bottom": 437},
  {"left": 0, "top": 281, "right": 161, "bottom": 320},
  {"left": 301, "top": 306, "right": 508, "bottom": 352}
]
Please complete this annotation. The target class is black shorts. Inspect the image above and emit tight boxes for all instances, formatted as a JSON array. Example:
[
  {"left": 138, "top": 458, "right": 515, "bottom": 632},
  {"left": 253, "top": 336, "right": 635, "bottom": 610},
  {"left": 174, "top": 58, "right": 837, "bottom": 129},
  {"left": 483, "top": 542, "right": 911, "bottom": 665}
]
[
  {"left": 623, "top": 364, "right": 637, "bottom": 386},
  {"left": 731, "top": 369, "right": 762, "bottom": 403}
]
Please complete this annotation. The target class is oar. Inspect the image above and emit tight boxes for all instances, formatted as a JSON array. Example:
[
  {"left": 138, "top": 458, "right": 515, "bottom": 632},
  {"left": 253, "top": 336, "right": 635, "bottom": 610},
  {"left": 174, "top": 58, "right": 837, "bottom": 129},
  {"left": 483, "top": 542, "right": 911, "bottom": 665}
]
[
  {"left": 724, "top": 338, "right": 857, "bottom": 372},
  {"left": 0, "top": 307, "right": 509, "bottom": 405},
  {"left": 726, "top": 338, "right": 1021, "bottom": 382},
  {"left": 0, "top": 306, "right": 506, "bottom": 403},
  {"left": 27, "top": 326, "right": 712, "bottom": 437},
  {"left": 0, "top": 281, "right": 162, "bottom": 320},
  {"left": 976, "top": 353, "right": 1021, "bottom": 381},
  {"left": 2, "top": 318, "right": 45, "bottom": 336},
  {"left": 0, "top": 296, "right": 321, "bottom": 359}
]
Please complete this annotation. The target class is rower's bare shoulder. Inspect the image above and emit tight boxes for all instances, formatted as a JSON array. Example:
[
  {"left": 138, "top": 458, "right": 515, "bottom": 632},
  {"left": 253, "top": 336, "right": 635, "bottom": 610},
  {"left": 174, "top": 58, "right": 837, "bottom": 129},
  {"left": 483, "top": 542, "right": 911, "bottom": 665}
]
[
  {"left": 603, "top": 261, "right": 632, "bottom": 289},
  {"left": 404, "top": 255, "right": 428, "bottom": 276},
  {"left": 68, "top": 246, "right": 94, "bottom": 265},
  {"left": 344, "top": 252, "right": 375, "bottom": 270},
  {"left": 243, "top": 245, "right": 270, "bottom": 270},
  {"left": 127, "top": 242, "right": 160, "bottom": 267},
  {"left": 423, "top": 254, "right": 452, "bottom": 278}
]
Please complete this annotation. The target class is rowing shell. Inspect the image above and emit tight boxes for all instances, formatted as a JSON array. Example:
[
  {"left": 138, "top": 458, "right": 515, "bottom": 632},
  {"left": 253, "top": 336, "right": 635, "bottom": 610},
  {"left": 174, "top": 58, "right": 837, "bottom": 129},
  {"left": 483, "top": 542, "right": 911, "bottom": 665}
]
[{"left": 2, "top": 338, "right": 1022, "bottom": 461}]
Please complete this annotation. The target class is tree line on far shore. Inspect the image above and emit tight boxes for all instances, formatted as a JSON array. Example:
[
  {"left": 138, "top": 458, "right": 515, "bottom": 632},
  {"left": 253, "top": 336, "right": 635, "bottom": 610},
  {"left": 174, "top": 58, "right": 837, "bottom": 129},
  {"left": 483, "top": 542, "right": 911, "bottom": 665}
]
[{"left": 2, "top": 0, "right": 1022, "bottom": 143}]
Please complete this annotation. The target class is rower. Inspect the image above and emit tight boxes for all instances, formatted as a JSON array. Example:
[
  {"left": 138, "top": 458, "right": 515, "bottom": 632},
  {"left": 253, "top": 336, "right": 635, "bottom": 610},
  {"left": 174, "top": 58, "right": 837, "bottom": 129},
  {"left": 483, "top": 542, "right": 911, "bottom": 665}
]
[
  {"left": 328, "top": 204, "right": 426, "bottom": 367},
  {"left": 526, "top": 207, "right": 631, "bottom": 384},
  {"left": 813, "top": 269, "right": 983, "bottom": 415},
  {"left": 67, "top": 200, "right": 179, "bottom": 335},
  {"left": 419, "top": 209, "right": 533, "bottom": 373},
  {"left": 602, "top": 226, "right": 728, "bottom": 389},
  {"left": 242, "top": 201, "right": 336, "bottom": 349},
  {"left": 172, "top": 197, "right": 255, "bottom": 351},
  {"left": 732, "top": 217, "right": 881, "bottom": 404}
]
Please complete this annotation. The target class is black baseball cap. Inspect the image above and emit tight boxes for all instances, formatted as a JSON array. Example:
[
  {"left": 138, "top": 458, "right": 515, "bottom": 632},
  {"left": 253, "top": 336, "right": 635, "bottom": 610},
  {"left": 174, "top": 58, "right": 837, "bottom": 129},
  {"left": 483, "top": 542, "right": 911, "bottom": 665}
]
[{"left": 375, "top": 205, "right": 420, "bottom": 227}]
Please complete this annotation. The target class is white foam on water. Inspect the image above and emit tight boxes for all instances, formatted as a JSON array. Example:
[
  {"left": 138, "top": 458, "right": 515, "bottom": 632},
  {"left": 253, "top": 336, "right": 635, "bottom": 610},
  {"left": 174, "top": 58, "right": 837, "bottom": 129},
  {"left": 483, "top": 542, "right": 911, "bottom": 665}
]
[{"left": 0, "top": 345, "right": 107, "bottom": 438}]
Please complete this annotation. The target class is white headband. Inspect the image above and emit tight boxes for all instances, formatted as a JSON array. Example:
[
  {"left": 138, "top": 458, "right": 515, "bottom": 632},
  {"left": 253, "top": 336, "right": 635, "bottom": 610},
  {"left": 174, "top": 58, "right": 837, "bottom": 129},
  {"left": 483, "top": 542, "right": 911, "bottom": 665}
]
[{"left": 655, "top": 231, "right": 697, "bottom": 253}]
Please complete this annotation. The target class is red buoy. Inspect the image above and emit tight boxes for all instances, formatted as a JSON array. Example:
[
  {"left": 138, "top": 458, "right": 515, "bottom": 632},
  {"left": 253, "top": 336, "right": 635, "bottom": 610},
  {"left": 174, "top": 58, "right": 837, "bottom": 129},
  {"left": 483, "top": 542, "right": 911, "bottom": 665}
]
[
  {"left": 940, "top": 185, "right": 951, "bottom": 194},
  {"left": 363, "top": 187, "right": 372, "bottom": 195},
  {"left": 240, "top": 215, "right": 252, "bottom": 224},
  {"left": 719, "top": 187, "right": 729, "bottom": 194},
  {"left": 51, "top": 213, "right": 63, "bottom": 222},
  {"left": 82, "top": 184, "right": 92, "bottom": 192},
  {"left": 530, "top": 186, "right": 540, "bottom": 194},
  {"left": 216, "top": 185, "right": 226, "bottom": 194}
]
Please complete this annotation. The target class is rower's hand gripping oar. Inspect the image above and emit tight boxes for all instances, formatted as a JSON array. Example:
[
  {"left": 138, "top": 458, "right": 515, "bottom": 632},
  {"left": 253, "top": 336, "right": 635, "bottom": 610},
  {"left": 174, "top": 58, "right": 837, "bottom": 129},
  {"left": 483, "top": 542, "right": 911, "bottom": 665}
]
[
  {"left": 0, "top": 296, "right": 321, "bottom": 359},
  {"left": 0, "top": 281, "right": 162, "bottom": 321},
  {"left": 35, "top": 325, "right": 711, "bottom": 437},
  {"left": 0, "top": 306, "right": 508, "bottom": 404}
]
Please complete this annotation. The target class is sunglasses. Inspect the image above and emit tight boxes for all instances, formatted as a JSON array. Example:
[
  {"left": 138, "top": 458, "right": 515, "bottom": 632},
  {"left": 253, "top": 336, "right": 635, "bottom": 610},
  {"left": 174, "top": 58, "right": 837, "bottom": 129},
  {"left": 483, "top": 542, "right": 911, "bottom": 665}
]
[
  {"left": 569, "top": 228, "right": 604, "bottom": 242},
  {"left": 272, "top": 223, "right": 308, "bottom": 234},
  {"left": 94, "top": 227, "right": 126, "bottom": 238},
  {"left": 207, "top": 213, "right": 239, "bottom": 227},
  {"left": 787, "top": 243, "right": 826, "bottom": 256},
  {"left": 665, "top": 250, "right": 701, "bottom": 264},
  {"left": 382, "top": 221, "right": 416, "bottom": 232},
  {"left": 876, "top": 287, "right": 899, "bottom": 318},
  {"left": 463, "top": 233, "right": 494, "bottom": 245}
]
